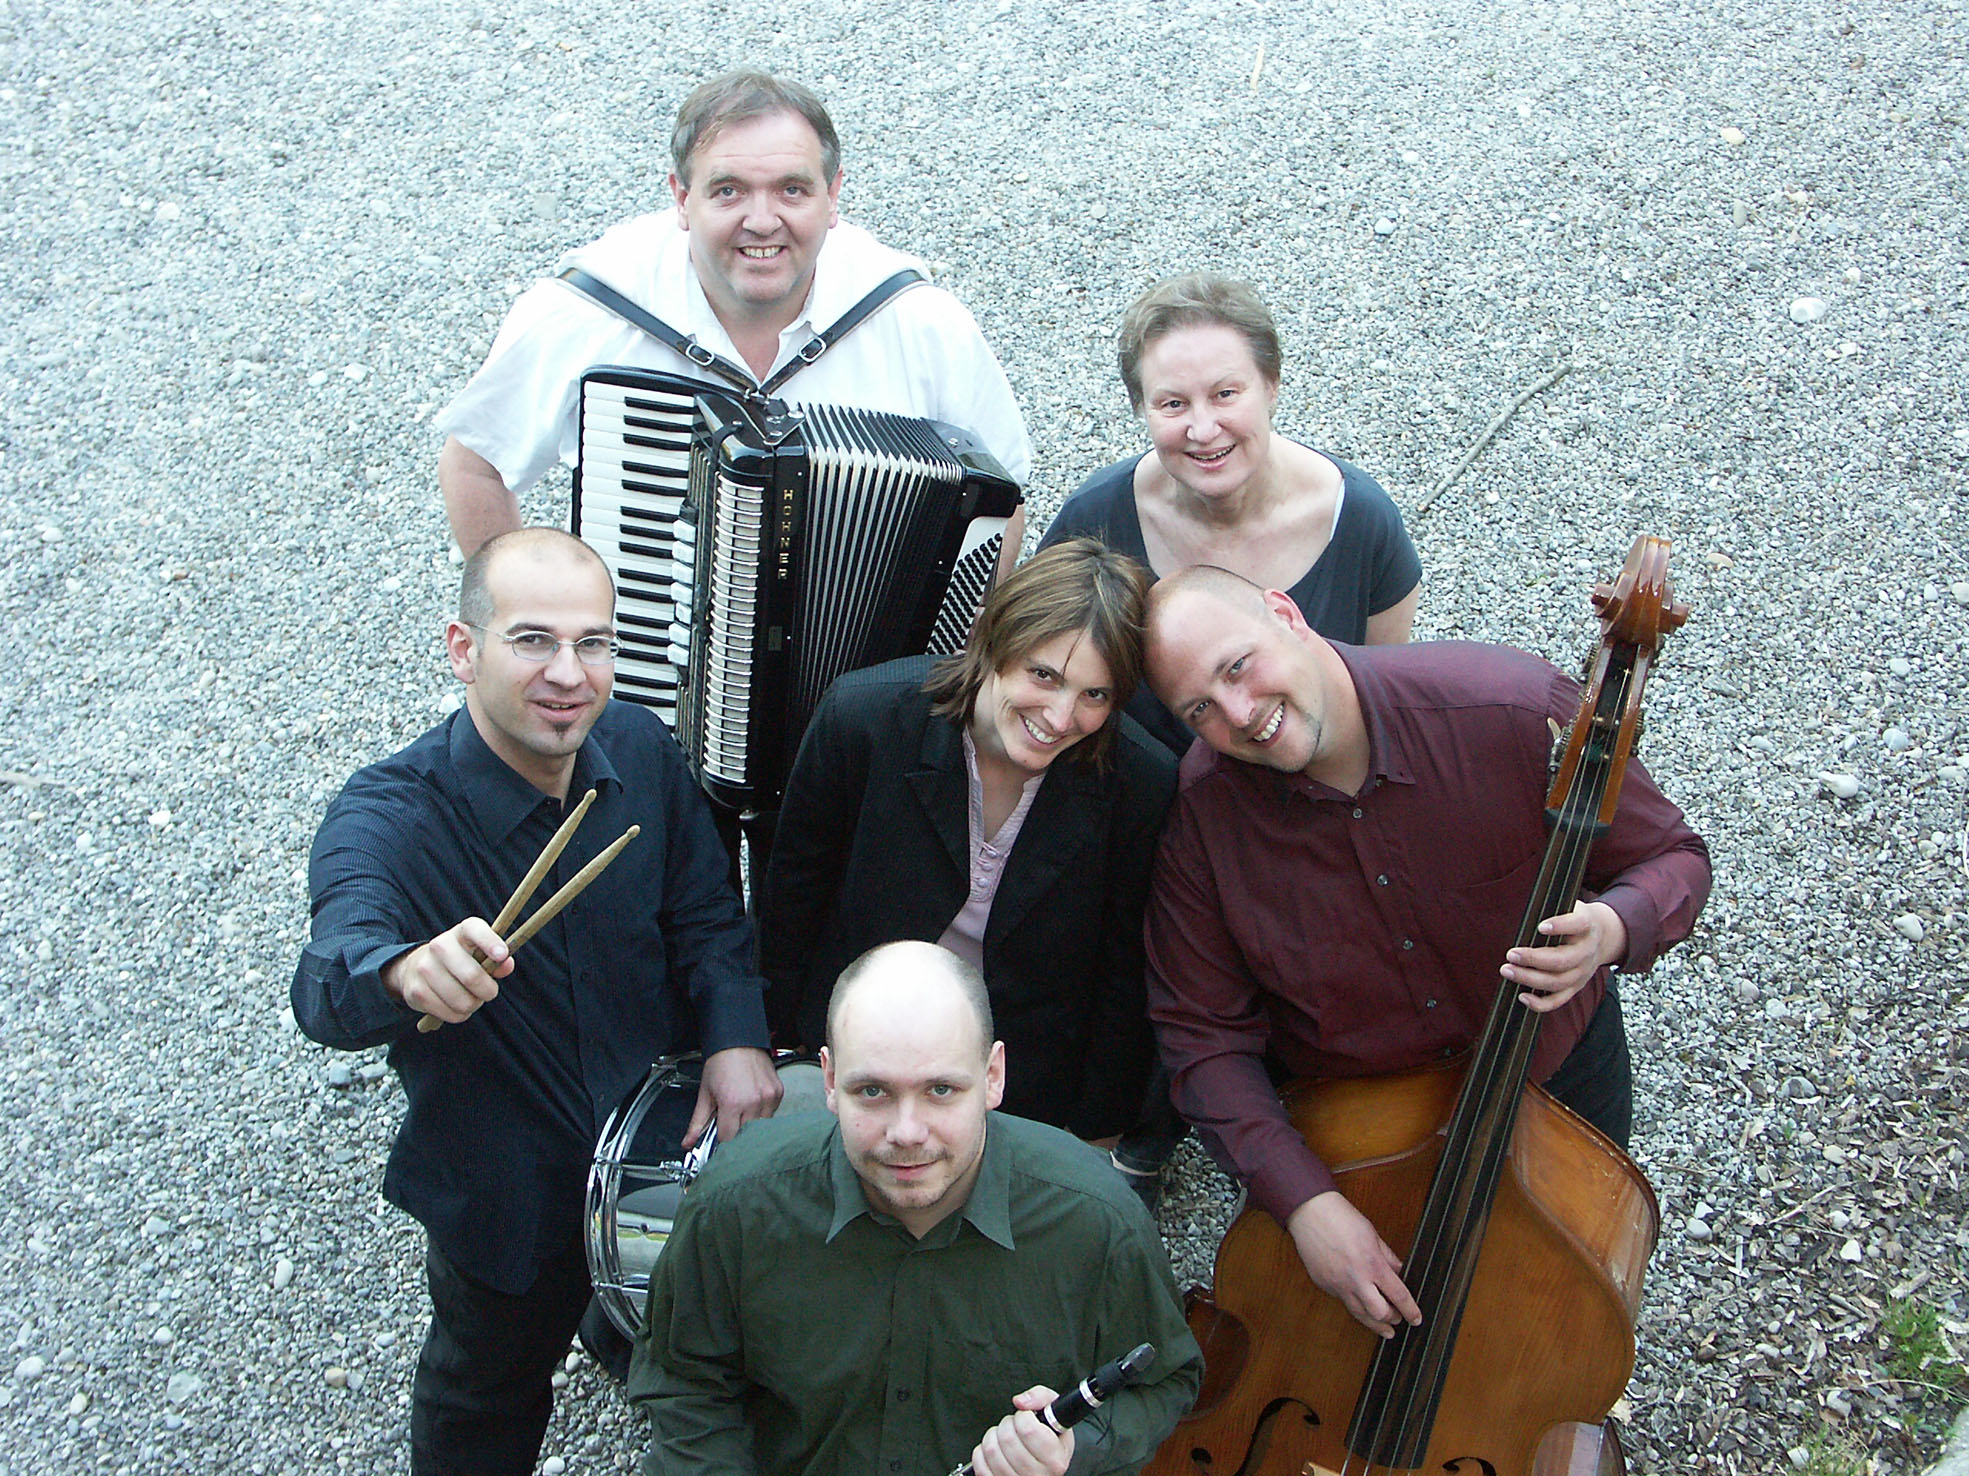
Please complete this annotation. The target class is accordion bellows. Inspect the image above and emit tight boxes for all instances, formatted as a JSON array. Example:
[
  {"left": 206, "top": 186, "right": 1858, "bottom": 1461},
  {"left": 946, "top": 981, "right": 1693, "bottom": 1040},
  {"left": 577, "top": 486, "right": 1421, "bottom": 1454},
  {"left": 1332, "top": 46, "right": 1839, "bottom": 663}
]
[{"left": 573, "top": 367, "right": 1021, "bottom": 812}]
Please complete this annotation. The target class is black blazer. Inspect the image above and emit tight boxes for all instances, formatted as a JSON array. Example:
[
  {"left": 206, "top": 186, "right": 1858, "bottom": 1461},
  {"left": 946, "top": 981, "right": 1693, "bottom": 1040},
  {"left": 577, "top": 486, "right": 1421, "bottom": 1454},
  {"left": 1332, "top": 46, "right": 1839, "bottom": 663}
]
[{"left": 757, "top": 656, "right": 1177, "bottom": 1138}]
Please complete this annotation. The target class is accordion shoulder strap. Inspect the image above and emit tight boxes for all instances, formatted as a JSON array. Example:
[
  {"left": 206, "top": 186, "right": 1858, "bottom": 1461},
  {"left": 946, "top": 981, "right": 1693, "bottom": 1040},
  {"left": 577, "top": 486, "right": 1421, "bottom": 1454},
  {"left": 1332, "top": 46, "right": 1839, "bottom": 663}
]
[{"left": 556, "top": 265, "right": 928, "bottom": 400}]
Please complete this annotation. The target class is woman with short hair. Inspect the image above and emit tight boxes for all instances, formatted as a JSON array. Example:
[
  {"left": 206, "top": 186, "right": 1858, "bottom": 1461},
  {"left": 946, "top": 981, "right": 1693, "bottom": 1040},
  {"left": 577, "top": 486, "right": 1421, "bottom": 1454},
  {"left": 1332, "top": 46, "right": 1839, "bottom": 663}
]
[
  {"left": 1043, "top": 272, "right": 1422, "bottom": 755},
  {"left": 756, "top": 539, "right": 1174, "bottom": 1140}
]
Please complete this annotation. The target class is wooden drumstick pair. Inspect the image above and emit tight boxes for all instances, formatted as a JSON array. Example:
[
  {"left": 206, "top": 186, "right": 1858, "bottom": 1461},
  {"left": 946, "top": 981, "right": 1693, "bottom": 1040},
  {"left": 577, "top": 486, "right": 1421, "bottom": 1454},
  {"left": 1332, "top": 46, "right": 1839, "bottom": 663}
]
[{"left": 416, "top": 787, "right": 639, "bottom": 1034}]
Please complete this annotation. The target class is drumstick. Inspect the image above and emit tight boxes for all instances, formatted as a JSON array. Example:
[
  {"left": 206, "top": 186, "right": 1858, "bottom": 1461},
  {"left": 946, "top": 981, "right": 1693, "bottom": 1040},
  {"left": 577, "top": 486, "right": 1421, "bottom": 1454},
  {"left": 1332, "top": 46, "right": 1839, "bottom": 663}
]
[
  {"left": 498, "top": 826, "right": 639, "bottom": 954},
  {"left": 490, "top": 787, "right": 596, "bottom": 936},
  {"left": 415, "top": 789, "right": 599, "bottom": 1034}
]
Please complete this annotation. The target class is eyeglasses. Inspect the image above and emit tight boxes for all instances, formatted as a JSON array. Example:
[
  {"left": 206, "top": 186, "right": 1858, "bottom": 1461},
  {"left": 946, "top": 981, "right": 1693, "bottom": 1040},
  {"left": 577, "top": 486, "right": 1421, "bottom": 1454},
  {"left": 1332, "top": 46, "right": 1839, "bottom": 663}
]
[{"left": 466, "top": 624, "right": 620, "bottom": 667}]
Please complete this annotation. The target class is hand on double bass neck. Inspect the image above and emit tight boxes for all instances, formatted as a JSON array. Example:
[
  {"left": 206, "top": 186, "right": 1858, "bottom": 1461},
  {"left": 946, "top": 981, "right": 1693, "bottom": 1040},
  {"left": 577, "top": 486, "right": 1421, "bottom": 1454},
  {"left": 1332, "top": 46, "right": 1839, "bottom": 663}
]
[
  {"left": 1500, "top": 898, "right": 1629, "bottom": 1012},
  {"left": 1286, "top": 1191, "right": 1424, "bottom": 1338}
]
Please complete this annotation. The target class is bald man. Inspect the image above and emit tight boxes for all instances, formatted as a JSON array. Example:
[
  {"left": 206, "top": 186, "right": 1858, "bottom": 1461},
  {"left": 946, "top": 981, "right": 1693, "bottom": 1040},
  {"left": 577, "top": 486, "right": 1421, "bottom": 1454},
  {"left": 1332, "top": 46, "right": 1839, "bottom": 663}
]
[
  {"left": 630, "top": 941, "right": 1202, "bottom": 1476},
  {"left": 294, "top": 527, "right": 779, "bottom": 1475},
  {"left": 1140, "top": 566, "right": 1709, "bottom": 1338}
]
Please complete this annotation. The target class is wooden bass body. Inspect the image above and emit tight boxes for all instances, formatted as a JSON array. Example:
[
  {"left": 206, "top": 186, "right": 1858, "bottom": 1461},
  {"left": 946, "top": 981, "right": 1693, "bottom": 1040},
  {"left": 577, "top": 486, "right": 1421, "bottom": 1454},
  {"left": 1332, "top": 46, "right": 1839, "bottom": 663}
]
[{"left": 1149, "top": 1061, "right": 1658, "bottom": 1476}]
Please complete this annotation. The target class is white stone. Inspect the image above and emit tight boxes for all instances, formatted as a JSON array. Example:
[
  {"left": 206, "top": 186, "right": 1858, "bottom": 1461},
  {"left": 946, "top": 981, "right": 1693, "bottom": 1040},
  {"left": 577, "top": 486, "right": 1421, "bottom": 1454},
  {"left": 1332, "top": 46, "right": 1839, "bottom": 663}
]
[
  {"left": 1720, "top": 125, "right": 1746, "bottom": 145},
  {"left": 152, "top": 1326, "right": 176, "bottom": 1346},
  {"left": 147, "top": 808, "right": 172, "bottom": 828},
  {"left": 13, "top": 1355, "right": 45, "bottom": 1380},
  {"left": 1819, "top": 773, "right": 1860, "bottom": 799},
  {"left": 1883, "top": 727, "right": 1912, "bottom": 752},
  {"left": 1686, "top": 1217, "right": 1714, "bottom": 1242},
  {"left": 1893, "top": 913, "right": 1925, "bottom": 942},
  {"left": 1373, "top": 216, "right": 1396, "bottom": 236},
  {"left": 1951, "top": 582, "right": 1969, "bottom": 606},
  {"left": 1887, "top": 657, "right": 1912, "bottom": 677},
  {"left": 324, "top": 1367, "right": 348, "bottom": 1389},
  {"left": 544, "top": 1459, "right": 567, "bottom": 1475},
  {"left": 165, "top": 1371, "right": 202, "bottom": 1403},
  {"left": 67, "top": 1391, "right": 88, "bottom": 1417},
  {"left": 1829, "top": 1209, "right": 1851, "bottom": 1230},
  {"left": 342, "top": 364, "right": 367, "bottom": 381},
  {"left": 272, "top": 1258, "right": 294, "bottom": 1291},
  {"left": 1839, "top": 1238, "right": 1864, "bottom": 1262},
  {"left": 1789, "top": 296, "right": 1828, "bottom": 324}
]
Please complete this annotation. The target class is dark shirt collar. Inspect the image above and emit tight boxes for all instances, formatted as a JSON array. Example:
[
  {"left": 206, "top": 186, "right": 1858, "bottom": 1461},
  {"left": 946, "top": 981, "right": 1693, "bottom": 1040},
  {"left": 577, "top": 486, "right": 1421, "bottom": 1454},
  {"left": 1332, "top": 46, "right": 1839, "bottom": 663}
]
[
  {"left": 446, "top": 704, "right": 622, "bottom": 842},
  {"left": 824, "top": 1114, "right": 1016, "bottom": 1251}
]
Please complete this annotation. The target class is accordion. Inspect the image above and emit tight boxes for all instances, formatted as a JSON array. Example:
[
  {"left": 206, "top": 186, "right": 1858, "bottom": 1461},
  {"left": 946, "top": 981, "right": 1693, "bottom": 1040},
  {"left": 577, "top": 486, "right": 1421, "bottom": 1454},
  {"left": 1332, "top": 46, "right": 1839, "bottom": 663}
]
[{"left": 572, "top": 366, "right": 1022, "bottom": 812}]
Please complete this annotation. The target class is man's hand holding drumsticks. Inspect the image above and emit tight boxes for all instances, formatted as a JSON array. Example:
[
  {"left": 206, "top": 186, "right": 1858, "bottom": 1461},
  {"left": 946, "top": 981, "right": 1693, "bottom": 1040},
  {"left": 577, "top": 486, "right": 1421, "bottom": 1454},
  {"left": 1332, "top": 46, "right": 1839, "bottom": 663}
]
[
  {"left": 383, "top": 918, "right": 518, "bottom": 1025},
  {"left": 384, "top": 788, "right": 639, "bottom": 1033}
]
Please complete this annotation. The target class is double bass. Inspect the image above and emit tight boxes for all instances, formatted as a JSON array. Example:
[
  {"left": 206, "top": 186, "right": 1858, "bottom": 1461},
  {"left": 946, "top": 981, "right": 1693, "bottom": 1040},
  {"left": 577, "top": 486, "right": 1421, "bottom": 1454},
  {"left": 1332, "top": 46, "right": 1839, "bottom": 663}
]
[{"left": 1148, "top": 536, "right": 1690, "bottom": 1476}]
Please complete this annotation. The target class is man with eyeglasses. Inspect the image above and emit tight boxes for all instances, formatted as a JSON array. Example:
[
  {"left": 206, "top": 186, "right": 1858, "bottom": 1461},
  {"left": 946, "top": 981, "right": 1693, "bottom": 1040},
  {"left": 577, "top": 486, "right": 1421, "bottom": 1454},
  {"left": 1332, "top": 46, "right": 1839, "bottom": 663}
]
[{"left": 293, "top": 527, "right": 778, "bottom": 1476}]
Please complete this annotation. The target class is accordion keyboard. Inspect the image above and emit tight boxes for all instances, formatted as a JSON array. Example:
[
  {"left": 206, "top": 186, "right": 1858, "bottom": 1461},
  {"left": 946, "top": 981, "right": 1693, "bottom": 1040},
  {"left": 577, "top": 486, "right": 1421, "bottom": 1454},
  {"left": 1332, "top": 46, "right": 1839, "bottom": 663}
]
[{"left": 574, "top": 378, "right": 699, "bottom": 727}]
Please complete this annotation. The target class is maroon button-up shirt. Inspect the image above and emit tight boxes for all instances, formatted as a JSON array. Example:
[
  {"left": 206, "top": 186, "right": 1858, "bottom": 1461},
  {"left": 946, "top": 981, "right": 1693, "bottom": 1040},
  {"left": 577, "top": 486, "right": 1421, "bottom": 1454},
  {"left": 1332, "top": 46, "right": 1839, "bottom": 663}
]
[{"left": 1145, "top": 640, "right": 1710, "bottom": 1224}]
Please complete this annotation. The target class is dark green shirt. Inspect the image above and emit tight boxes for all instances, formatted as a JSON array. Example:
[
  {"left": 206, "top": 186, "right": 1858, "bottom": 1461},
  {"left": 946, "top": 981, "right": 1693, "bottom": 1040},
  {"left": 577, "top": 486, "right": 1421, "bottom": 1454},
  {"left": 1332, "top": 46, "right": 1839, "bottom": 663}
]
[{"left": 629, "top": 1110, "right": 1202, "bottom": 1476}]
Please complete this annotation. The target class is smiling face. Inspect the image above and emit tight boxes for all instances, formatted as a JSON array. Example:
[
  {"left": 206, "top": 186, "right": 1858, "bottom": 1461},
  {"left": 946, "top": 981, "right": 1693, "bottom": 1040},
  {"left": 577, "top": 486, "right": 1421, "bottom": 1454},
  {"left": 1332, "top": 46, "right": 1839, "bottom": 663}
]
[
  {"left": 448, "top": 541, "right": 616, "bottom": 798},
  {"left": 968, "top": 629, "right": 1115, "bottom": 779},
  {"left": 1148, "top": 584, "right": 1327, "bottom": 774},
  {"left": 670, "top": 108, "right": 842, "bottom": 330},
  {"left": 1137, "top": 322, "right": 1281, "bottom": 501},
  {"left": 822, "top": 945, "right": 1005, "bottom": 1239}
]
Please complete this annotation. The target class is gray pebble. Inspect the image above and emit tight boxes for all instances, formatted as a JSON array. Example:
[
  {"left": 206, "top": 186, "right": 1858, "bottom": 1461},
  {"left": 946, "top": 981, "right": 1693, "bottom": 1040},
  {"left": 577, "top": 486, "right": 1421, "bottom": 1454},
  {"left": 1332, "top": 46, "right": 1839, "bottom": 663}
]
[
  {"left": 1735, "top": 980, "right": 1760, "bottom": 1003},
  {"left": 324, "top": 1367, "right": 348, "bottom": 1389},
  {"left": 1784, "top": 1075, "right": 1818, "bottom": 1099},
  {"left": 1687, "top": 1217, "right": 1714, "bottom": 1242},
  {"left": 150, "top": 1327, "right": 175, "bottom": 1348},
  {"left": 164, "top": 1372, "right": 202, "bottom": 1404},
  {"left": 327, "top": 1062, "right": 354, "bottom": 1089},
  {"left": 1883, "top": 727, "right": 1911, "bottom": 752},
  {"left": 1887, "top": 657, "right": 1912, "bottom": 677}
]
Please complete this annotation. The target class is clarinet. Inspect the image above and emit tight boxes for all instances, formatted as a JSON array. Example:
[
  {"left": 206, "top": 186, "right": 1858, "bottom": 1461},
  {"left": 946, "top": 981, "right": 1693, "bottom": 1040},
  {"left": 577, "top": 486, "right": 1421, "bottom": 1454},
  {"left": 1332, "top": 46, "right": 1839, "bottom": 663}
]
[{"left": 946, "top": 1343, "right": 1157, "bottom": 1476}]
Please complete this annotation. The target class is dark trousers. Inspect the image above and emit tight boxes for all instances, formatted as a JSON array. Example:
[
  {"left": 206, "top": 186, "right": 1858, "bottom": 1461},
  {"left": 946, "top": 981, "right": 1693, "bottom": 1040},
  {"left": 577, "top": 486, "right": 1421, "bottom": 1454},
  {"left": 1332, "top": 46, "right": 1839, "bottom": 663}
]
[
  {"left": 1539, "top": 981, "right": 1634, "bottom": 1148},
  {"left": 410, "top": 1239, "right": 592, "bottom": 1476}
]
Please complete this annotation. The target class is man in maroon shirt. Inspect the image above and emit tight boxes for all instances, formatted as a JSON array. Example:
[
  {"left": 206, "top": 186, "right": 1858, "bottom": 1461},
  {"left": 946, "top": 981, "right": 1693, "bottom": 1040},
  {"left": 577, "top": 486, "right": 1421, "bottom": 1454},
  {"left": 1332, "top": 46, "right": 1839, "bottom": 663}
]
[{"left": 1141, "top": 566, "right": 1709, "bottom": 1339}]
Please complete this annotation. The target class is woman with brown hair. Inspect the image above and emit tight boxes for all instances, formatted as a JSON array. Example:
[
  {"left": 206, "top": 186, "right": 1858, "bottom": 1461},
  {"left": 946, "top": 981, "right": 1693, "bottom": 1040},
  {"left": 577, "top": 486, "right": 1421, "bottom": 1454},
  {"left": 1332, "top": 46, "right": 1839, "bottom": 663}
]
[
  {"left": 1043, "top": 272, "right": 1422, "bottom": 755},
  {"left": 755, "top": 539, "right": 1174, "bottom": 1139}
]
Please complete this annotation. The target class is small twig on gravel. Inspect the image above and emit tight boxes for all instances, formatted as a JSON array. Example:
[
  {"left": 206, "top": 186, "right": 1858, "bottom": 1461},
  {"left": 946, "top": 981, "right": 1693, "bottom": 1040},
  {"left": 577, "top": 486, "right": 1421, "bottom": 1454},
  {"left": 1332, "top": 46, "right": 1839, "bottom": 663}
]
[
  {"left": 1416, "top": 362, "right": 1574, "bottom": 513},
  {"left": 1766, "top": 1183, "right": 1841, "bottom": 1228}
]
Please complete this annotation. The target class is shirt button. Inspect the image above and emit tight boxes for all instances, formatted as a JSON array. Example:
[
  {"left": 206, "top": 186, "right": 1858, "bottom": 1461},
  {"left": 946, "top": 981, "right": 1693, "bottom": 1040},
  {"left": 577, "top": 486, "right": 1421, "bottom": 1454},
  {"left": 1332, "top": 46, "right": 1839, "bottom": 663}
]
[
  {"left": 1425, "top": 998, "right": 1438, "bottom": 1009},
  {"left": 896, "top": 1389, "right": 911, "bottom": 1402},
  {"left": 1352, "top": 807, "right": 1364, "bottom": 819},
  {"left": 1376, "top": 874, "right": 1389, "bottom": 886},
  {"left": 890, "top": 1463, "right": 903, "bottom": 1473},
  {"left": 1401, "top": 938, "right": 1415, "bottom": 950}
]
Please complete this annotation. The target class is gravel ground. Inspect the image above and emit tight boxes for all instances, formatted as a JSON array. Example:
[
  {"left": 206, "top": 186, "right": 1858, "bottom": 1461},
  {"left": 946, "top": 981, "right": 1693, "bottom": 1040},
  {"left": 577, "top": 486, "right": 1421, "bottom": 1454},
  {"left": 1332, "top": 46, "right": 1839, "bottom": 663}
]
[{"left": 1, "top": 0, "right": 1964, "bottom": 1472}]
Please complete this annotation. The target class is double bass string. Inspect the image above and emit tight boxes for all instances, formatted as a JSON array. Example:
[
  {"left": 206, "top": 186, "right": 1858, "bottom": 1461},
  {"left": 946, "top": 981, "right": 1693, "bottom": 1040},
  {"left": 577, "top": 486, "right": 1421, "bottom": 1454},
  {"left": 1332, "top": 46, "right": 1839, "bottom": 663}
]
[{"left": 1349, "top": 646, "right": 1638, "bottom": 1471}]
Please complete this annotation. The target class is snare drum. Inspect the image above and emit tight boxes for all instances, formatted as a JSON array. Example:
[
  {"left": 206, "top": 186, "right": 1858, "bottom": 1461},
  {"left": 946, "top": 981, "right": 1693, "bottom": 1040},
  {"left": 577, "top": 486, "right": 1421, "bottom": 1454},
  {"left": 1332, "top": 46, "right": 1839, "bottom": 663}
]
[{"left": 585, "top": 1052, "right": 826, "bottom": 1339}]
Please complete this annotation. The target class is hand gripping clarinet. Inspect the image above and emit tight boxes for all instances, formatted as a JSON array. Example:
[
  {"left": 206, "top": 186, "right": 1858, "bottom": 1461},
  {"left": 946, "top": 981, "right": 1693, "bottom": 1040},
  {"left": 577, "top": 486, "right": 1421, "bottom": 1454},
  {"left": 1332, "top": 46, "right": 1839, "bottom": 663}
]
[{"left": 946, "top": 1343, "right": 1157, "bottom": 1476}]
